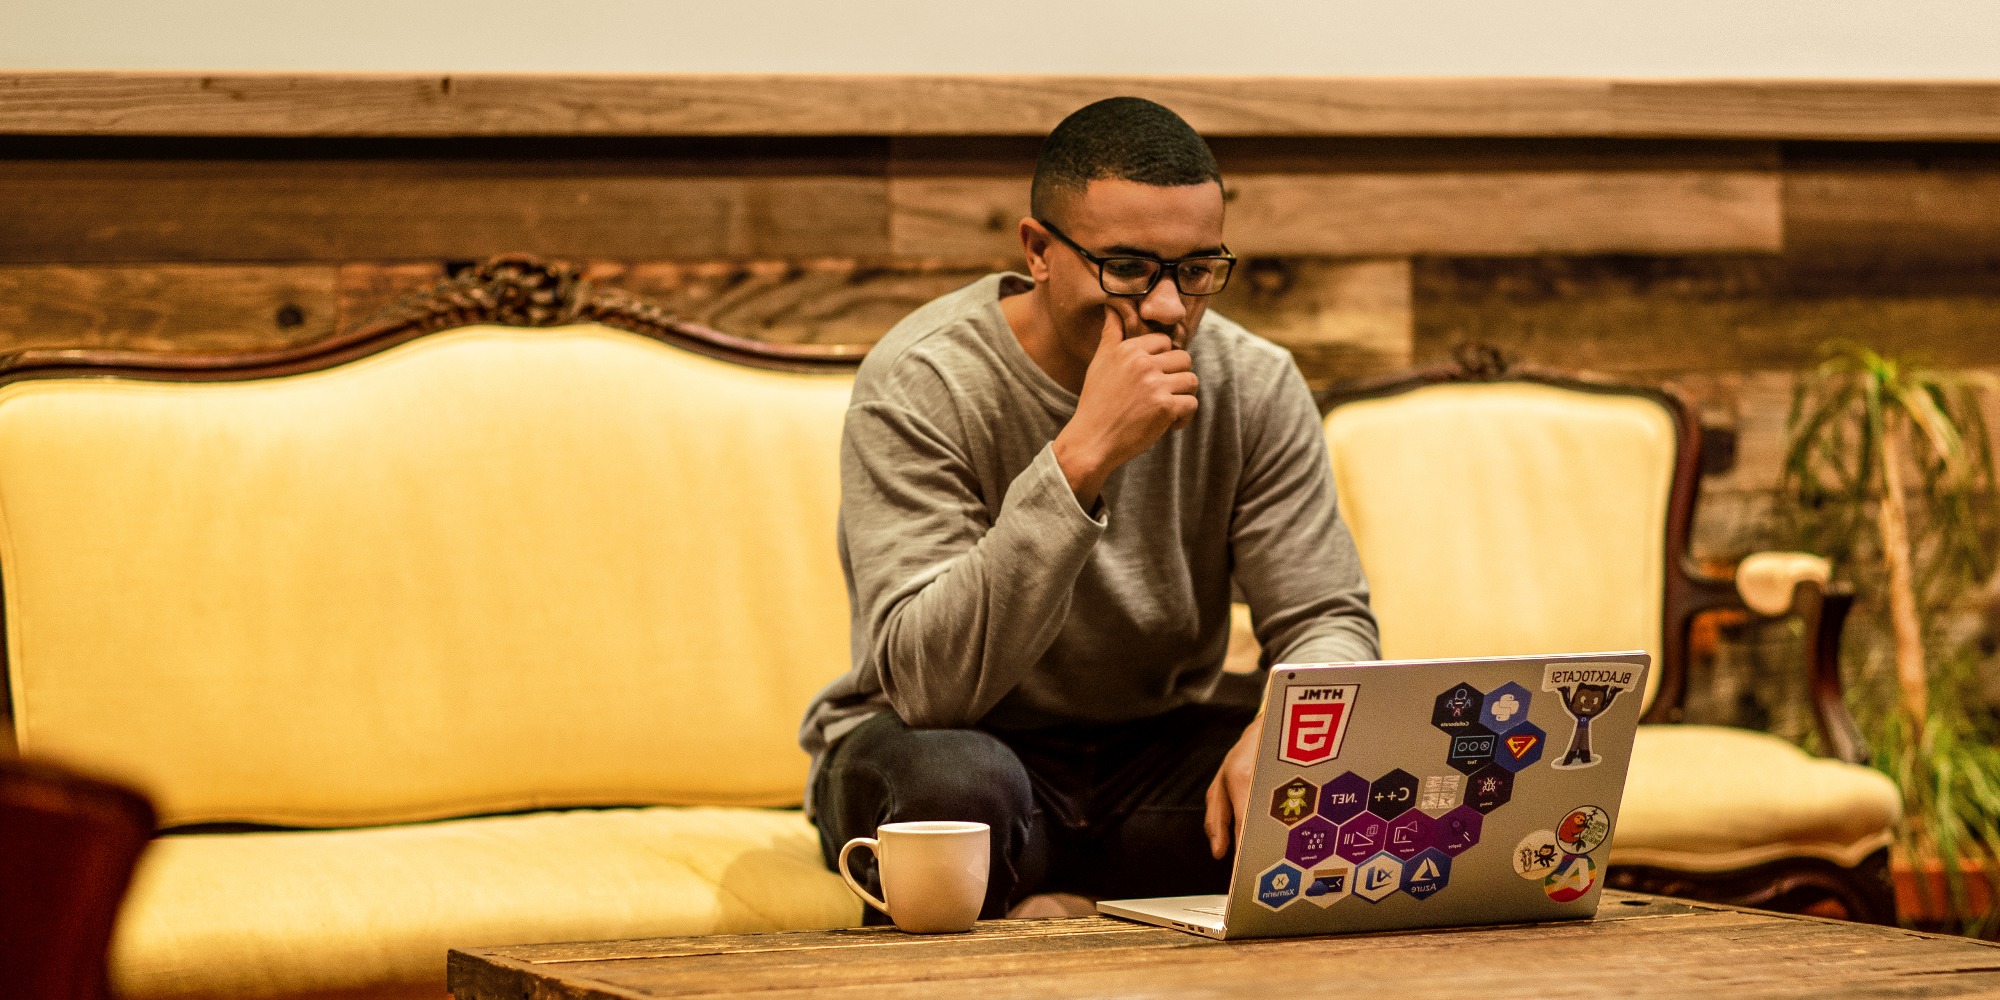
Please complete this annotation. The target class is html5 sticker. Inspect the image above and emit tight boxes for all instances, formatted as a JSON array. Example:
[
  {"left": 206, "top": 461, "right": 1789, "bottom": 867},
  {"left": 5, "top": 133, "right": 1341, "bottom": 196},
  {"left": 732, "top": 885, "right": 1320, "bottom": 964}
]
[{"left": 1278, "top": 684, "right": 1360, "bottom": 767}]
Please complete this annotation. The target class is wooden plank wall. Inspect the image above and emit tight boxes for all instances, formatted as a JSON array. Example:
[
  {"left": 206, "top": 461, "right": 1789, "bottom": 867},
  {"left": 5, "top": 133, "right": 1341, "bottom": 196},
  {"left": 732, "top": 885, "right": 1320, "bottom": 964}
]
[{"left": 4, "top": 81, "right": 2000, "bottom": 563}]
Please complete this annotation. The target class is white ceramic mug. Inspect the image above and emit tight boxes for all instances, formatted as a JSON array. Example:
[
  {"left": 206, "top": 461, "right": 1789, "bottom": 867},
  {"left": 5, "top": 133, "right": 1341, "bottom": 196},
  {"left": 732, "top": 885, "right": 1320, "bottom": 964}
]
[{"left": 837, "top": 820, "right": 990, "bottom": 933}]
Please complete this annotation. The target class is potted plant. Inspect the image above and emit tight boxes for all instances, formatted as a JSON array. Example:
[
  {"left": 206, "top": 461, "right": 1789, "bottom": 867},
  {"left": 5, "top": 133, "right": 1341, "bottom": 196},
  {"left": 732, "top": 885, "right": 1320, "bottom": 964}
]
[{"left": 1777, "top": 343, "right": 2000, "bottom": 935}]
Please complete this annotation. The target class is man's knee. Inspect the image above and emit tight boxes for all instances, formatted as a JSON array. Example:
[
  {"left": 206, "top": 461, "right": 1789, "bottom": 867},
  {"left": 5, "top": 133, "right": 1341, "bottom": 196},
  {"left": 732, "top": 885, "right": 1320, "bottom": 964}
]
[{"left": 824, "top": 715, "right": 1033, "bottom": 827}]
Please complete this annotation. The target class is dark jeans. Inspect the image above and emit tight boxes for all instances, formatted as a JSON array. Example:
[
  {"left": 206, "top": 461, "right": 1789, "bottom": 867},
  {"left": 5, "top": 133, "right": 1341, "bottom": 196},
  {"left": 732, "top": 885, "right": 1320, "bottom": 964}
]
[{"left": 812, "top": 703, "right": 1255, "bottom": 920}]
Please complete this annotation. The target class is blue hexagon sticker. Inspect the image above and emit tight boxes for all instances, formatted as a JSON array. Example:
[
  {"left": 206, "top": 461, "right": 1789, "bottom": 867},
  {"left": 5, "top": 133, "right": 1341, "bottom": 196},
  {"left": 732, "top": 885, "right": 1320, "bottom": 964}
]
[
  {"left": 1286, "top": 816, "right": 1341, "bottom": 869},
  {"left": 1386, "top": 809, "right": 1436, "bottom": 860},
  {"left": 1316, "top": 771, "right": 1369, "bottom": 824},
  {"left": 1367, "top": 769, "right": 1419, "bottom": 820},
  {"left": 1402, "top": 848, "right": 1453, "bottom": 900},
  {"left": 1494, "top": 721, "right": 1546, "bottom": 773},
  {"left": 1435, "top": 805, "right": 1483, "bottom": 856},
  {"left": 1431, "top": 682, "right": 1485, "bottom": 735},
  {"left": 1256, "top": 860, "right": 1304, "bottom": 910},
  {"left": 1354, "top": 852, "right": 1404, "bottom": 903},
  {"left": 1479, "top": 682, "right": 1533, "bottom": 733},
  {"left": 1466, "top": 763, "right": 1514, "bottom": 813},
  {"left": 1445, "top": 725, "right": 1498, "bottom": 775},
  {"left": 1335, "top": 813, "right": 1388, "bottom": 864}
]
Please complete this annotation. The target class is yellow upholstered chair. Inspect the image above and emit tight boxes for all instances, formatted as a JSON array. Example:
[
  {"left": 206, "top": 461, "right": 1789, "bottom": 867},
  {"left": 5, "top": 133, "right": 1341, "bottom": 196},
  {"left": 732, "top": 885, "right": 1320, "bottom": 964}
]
[
  {"left": 0, "top": 259, "right": 866, "bottom": 1000},
  {"left": 1311, "top": 349, "right": 1900, "bottom": 921}
]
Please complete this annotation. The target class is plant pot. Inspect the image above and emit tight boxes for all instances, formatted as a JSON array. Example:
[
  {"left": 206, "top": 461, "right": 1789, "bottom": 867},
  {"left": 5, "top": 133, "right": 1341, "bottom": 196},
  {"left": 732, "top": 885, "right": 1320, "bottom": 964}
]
[{"left": 1894, "top": 854, "right": 1999, "bottom": 936}]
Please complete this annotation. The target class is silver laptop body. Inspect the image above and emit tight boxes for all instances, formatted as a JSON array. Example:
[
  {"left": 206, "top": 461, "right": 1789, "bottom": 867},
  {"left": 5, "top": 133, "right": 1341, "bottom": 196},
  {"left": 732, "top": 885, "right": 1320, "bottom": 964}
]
[{"left": 1099, "top": 650, "right": 1649, "bottom": 939}]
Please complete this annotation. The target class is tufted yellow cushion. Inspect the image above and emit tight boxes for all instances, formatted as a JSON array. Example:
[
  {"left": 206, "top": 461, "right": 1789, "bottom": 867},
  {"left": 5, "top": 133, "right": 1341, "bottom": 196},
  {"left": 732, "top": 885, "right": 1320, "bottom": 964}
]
[
  {"left": 108, "top": 805, "right": 861, "bottom": 1000},
  {"left": 0, "top": 324, "right": 854, "bottom": 827},
  {"left": 1324, "top": 382, "right": 1676, "bottom": 709},
  {"left": 1614, "top": 725, "right": 1899, "bottom": 871}
]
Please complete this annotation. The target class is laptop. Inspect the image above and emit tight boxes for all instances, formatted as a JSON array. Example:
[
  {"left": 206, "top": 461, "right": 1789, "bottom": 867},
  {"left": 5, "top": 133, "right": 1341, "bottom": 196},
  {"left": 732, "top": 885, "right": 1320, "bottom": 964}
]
[{"left": 1098, "top": 650, "right": 1649, "bottom": 939}]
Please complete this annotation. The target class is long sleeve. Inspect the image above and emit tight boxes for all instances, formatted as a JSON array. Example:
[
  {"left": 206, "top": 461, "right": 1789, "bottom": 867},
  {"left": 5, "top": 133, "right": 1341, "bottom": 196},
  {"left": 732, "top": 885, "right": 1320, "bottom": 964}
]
[
  {"left": 1228, "top": 361, "right": 1380, "bottom": 668},
  {"left": 840, "top": 399, "right": 1106, "bottom": 728}
]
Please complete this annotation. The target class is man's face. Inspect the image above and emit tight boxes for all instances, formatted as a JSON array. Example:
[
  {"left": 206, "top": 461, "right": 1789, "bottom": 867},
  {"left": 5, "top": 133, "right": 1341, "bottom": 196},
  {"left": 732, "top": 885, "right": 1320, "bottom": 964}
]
[{"left": 1027, "top": 178, "right": 1226, "bottom": 372}]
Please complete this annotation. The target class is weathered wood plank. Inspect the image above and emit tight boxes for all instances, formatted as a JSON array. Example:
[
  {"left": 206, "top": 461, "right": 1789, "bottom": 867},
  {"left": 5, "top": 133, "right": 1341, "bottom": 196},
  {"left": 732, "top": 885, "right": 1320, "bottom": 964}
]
[
  {"left": 0, "top": 264, "right": 338, "bottom": 353},
  {"left": 0, "top": 158, "right": 889, "bottom": 263},
  {"left": 890, "top": 172, "right": 1781, "bottom": 258},
  {"left": 10, "top": 73, "right": 2000, "bottom": 140},
  {"left": 1784, "top": 149, "right": 2000, "bottom": 274}
]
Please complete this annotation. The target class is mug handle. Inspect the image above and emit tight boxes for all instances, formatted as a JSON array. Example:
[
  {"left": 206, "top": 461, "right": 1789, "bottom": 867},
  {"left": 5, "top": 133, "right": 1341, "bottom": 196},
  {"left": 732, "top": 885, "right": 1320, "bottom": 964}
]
[{"left": 837, "top": 837, "right": 890, "bottom": 915}]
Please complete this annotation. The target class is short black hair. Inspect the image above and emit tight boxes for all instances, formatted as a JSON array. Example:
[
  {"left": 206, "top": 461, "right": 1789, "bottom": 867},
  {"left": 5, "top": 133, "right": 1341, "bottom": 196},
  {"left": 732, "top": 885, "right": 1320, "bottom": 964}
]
[{"left": 1029, "top": 97, "right": 1222, "bottom": 221}]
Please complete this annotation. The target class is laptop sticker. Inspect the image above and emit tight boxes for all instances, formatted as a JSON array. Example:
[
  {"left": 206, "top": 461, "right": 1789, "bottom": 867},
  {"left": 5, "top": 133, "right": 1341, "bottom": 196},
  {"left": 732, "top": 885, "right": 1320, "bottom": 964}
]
[
  {"left": 1465, "top": 764, "right": 1514, "bottom": 813},
  {"left": 1430, "top": 682, "right": 1485, "bottom": 735},
  {"left": 1543, "top": 662, "right": 1640, "bottom": 771},
  {"left": 1354, "top": 852, "right": 1404, "bottom": 903},
  {"left": 1287, "top": 816, "right": 1341, "bottom": 869},
  {"left": 1385, "top": 809, "right": 1436, "bottom": 859},
  {"left": 1435, "top": 806, "right": 1483, "bottom": 856},
  {"left": 1417, "top": 773, "right": 1464, "bottom": 813},
  {"left": 1335, "top": 813, "right": 1388, "bottom": 864},
  {"left": 1446, "top": 727, "right": 1499, "bottom": 774},
  {"left": 1401, "top": 848, "right": 1453, "bottom": 901},
  {"left": 1278, "top": 683, "right": 1359, "bottom": 766},
  {"left": 1512, "top": 829, "right": 1562, "bottom": 880},
  {"left": 1301, "top": 862, "right": 1354, "bottom": 906},
  {"left": 1556, "top": 804, "right": 1611, "bottom": 855},
  {"left": 1316, "top": 771, "right": 1368, "bottom": 823},
  {"left": 1479, "top": 682, "right": 1533, "bottom": 733},
  {"left": 1269, "top": 777, "right": 1317, "bottom": 827},
  {"left": 1493, "top": 722, "right": 1547, "bottom": 772},
  {"left": 1366, "top": 769, "right": 1419, "bottom": 820},
  {"left": 1255, "top": 861, "right": 1304, "bottom": 910},
  {"left": 1543, "top": 853, "right": 1598, "bottom": 903}
]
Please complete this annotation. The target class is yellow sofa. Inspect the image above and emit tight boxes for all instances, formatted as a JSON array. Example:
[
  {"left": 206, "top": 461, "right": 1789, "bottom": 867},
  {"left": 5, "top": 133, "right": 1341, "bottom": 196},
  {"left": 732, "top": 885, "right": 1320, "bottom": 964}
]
[{"left": 0, "top": 261, "right": 866, "bottom": 1000}]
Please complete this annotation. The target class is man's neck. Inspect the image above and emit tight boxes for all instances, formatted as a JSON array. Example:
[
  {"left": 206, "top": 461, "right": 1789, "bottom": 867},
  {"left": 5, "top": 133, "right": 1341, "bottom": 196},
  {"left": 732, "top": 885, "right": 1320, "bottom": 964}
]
[{"left": 1000, "top": 286, "right": 1087, "bottom": 395}]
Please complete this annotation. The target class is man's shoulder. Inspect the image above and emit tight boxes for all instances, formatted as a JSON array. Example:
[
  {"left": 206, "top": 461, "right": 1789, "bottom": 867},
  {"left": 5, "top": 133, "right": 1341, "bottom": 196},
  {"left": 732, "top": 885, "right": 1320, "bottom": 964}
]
[
  {"left": 1194, "top": 309, "right": 1305, "bottom": 390},
  {"left": 855, "top": 273, "right": 1015, "bottom": 392}
]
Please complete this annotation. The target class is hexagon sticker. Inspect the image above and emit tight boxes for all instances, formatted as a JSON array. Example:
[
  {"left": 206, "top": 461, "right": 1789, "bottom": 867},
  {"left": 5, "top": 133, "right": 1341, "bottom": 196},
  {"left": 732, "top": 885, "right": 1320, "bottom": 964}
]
[
  {"left": 1479, "top": 681, "right": 1533, "bottom": 733},
  {"left": 1446, "top": 726, "right": 1498, "bottom": 775},
  {"left": 1544, "top": 853, "right": 1598, "bottom": 903},
  {"left": 1316, "top": 771, "right": 1368, "bottom": 824},
  {"left": 1494, "top": 721, "right": 1546, "bottom": 773},
  {"left": 1431, "top": 682, "right": 1485, "bottom": 735},
  {"left": 1354, "top": 852, "right": 1404, "bottom": 903},
  {"left": 1402, "top": 848, "right": 1453, "bottom": 901},
  {"left": 1286, "top": 816, "right": 1341, "bottom": 869},
  {"left": 1301, "top": 861, "right": 1355, "bottom": 907},
  {"left": 1335, "top": 813, "right": 1388, "bottom": 864},
  {"left": 1435, "top": 805, "right": 1483, "bottom": 856},
  {"left": 1466, "top": 763, "right": 1514, "bottom": 813},
  {"left": 1256, "top": 860, "right": 1304, "bottom": 910},
  {"left": 1367, "top": 769, "right": 1419, "bottom": 820},
  {"left": 1270, "top": 776, "right": 1317, "bottom": 827},
  {"left": 1416, "top": 773, "right": 1463, "bottom": 814},
  {"left": 1385, "top": 809, "right": 1435, "bottom": 859}
]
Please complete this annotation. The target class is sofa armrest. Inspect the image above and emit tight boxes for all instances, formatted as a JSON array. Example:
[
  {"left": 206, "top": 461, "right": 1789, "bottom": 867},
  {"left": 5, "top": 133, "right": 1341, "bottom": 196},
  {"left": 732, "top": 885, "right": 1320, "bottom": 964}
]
[{"left": 1734, "top": 552, "right": 1869, "bottom": 766}]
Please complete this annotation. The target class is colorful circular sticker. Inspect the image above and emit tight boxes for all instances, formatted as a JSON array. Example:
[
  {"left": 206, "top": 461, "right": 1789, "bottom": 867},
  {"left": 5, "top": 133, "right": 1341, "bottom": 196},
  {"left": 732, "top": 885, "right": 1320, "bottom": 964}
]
[
  {"left": 1512, "top": 829, "right": 1562, "bottom": 880},
  {"left": 1543, "top": 853, "right": 1598, "bottom": 903},
  {"left": 1556, "top": 804, "right": 1611, "bottom": 855}
]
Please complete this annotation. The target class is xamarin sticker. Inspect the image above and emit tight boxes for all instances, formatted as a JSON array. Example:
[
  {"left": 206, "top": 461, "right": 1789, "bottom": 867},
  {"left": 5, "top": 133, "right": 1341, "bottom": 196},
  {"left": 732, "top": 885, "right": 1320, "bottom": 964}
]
[{"left": 1278, "top": 684, "right": 1359, "bottom": 766}]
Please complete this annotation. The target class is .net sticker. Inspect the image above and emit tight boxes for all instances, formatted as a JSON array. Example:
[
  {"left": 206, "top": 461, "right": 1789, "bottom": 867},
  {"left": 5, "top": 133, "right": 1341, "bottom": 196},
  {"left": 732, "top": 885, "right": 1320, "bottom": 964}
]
[{"left": 1278, "top": 684, "right": 1360, "bottom": 766}]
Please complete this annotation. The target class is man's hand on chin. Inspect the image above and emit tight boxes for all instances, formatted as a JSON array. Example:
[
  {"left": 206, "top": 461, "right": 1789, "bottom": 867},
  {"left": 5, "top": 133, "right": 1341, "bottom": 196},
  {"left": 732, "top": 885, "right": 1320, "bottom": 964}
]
[{"left": 1202, "top": 715, "right": 1263, "bottom": 859}]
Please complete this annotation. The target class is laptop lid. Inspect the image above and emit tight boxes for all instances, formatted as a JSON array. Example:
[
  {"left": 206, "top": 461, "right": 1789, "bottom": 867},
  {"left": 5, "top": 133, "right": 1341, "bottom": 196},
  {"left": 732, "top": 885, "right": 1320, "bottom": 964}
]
[{"left": 1220, "top": 650, "right": 1648, "bottom": 939}]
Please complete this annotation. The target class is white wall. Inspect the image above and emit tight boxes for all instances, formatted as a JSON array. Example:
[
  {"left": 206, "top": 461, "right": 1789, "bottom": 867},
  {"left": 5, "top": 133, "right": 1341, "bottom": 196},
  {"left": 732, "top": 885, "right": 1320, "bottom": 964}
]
[{"left": 4, "top": 0, "right": 1999, "bottom": 77}]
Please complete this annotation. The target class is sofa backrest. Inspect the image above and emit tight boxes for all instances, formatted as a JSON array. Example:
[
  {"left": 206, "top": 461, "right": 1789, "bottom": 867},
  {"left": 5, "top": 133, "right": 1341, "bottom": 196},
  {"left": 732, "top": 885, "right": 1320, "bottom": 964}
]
[
  {"left": 0, "top": 322, "right": 855, "bottom": 827},
  {"left": 1322, "top": 380, "right": 1679, "bottom": 711}
]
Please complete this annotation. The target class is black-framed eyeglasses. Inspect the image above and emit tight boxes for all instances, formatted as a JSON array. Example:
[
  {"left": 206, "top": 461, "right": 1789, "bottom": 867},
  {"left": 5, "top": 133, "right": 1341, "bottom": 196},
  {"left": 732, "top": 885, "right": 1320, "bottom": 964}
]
[{"left": 1036, "top": 219, "right": 1236, "bottom": 297}]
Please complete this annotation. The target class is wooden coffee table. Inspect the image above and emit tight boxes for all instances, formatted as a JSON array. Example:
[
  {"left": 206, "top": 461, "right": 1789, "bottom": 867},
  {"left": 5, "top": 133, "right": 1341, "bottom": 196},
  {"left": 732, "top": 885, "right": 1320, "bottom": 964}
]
[{"left": 449, "top": 892, "right": 2000, "bottom": 999}]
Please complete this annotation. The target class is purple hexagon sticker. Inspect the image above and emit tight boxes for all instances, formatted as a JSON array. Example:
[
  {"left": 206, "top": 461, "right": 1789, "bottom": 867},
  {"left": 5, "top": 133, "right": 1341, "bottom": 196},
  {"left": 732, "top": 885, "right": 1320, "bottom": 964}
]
[
  {"left": 1385, "top": 808, "right": 1436, "bottom": 860},
  {"left": 1316, "top": 771, "right": 1368, "bottom": 824},
  {"left": 1286, "top": 816, "right": 1341, "bottom": 869},
  {"left": 1434, "top": 805, "right": 1483, "bottom": 856},
  {"left": 1335, "top": 813, "right": 1388, "bottom": 864}
]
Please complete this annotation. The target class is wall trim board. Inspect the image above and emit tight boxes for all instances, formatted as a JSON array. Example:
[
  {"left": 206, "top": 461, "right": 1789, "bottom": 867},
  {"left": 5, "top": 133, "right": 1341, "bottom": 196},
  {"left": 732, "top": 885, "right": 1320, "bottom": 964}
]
[{"left": 5, "top": 73, "right": 2000, "bottom": 140}]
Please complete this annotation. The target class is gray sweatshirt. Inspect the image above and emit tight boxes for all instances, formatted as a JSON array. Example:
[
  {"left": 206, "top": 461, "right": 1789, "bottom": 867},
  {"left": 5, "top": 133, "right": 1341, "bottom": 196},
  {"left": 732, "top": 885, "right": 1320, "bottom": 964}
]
[{"left": 798, "top": 273, "right": 1378, "bottom": 795}]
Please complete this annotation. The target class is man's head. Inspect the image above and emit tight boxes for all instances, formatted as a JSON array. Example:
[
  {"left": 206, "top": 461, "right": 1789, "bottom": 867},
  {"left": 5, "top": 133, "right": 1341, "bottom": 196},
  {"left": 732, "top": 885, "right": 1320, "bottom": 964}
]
[{"left": 1018, "top": 98, "right": 1229, "bottom": 375}]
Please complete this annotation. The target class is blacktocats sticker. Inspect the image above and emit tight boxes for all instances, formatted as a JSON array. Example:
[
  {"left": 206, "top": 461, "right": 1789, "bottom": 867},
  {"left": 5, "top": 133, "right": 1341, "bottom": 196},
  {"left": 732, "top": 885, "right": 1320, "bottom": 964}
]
[
  {"left": 1278, "top": 683, "right": 1359, "bottom": 766},
  {"left": 1542, "top": 662, "right": 1639, "bottom": 771}
]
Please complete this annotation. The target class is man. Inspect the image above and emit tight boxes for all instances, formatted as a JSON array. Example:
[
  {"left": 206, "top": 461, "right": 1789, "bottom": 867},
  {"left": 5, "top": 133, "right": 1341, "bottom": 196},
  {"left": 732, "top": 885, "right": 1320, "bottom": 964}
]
[{"left": 800, "top": 97, "right": 1378, "bottom": 919}]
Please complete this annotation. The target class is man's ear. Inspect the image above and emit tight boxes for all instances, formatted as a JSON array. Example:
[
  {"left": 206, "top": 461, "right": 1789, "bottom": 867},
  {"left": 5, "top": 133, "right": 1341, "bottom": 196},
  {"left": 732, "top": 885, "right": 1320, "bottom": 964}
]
[{"left": 1018, "top": 217, "right": 1053, "bottom": 283}]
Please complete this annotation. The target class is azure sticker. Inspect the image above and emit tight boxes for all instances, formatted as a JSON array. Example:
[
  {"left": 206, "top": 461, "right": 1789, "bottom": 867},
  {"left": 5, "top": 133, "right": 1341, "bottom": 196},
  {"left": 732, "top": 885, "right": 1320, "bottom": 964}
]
[{"left": 1278, "top": 683, "right": 1359, "bottom": 767}]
